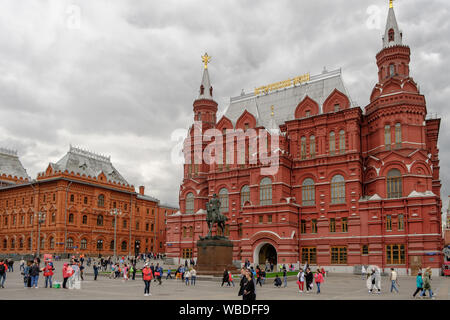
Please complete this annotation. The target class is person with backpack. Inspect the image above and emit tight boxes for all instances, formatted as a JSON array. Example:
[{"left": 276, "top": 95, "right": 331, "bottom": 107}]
[
  {"left": 412, "top": 271, "right": 424, "bottom": 298},
  {"left": 314, "top": 268, "right": 324, "bottom": 294},
  {"left": 297, "top": 268, "right": 305, "bottom": 293},
  {"left": 142, "top": 263, "right": 153, "bottom": 296},
  {"left": 420, "top": 267, "right": 434, "bottom": 299},
  {"left": 0, "top": 259, "right": 8, "bottom": 288},
  {"left": 42, "top": 262, "right": 55, "bottom": 288}
]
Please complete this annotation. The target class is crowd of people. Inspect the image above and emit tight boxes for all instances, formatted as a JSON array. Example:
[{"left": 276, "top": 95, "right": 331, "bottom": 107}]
[{"left": 0, "top": 255, "right": 441, "bottom": 300}]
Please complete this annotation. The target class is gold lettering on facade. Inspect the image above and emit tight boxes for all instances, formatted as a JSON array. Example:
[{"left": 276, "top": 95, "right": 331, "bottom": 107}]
[{"left": 254, "top": 73, "right": 310, "bottom": 96}]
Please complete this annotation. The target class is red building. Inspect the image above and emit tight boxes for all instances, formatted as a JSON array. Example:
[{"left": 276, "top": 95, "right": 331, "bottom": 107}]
[
  {"left": 0, "top": 145, "right": 177, "bottom": 257},
  {"left": 166, "top": 4, "right": 444, "bottom": 275}
]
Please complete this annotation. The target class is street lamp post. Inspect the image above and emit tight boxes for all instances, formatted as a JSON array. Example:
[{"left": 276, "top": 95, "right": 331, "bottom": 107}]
[
  {"left": 110, "top": 208, "right": 122, "bottom": 262},
  {"left": 36, "top": 211, "right": 46, "bottom": 257}
]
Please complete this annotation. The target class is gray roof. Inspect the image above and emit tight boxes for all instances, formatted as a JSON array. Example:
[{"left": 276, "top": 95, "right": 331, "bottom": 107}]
[
  {"left": 0, "top": 147, "right": 30, "bottom": 181},
  {"left": 49, "top": 146, "right": 129, "bottom": 185},
  {"left": 137, "top": 194, "right": 160, "bottom": 203},
  {"left": 223, "top": 69, "right": 354, "bottom": 129},
  {"left": 382, "top": 7, "right": 403, "bottom": 48},
  {"left": 198, "top": 67, "right": 213, "bottom": 100}
]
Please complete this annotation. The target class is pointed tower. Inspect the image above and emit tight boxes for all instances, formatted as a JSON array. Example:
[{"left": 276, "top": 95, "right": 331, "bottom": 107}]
[{"left": 193, "top": 53, "right": 218, "bottom": 130}]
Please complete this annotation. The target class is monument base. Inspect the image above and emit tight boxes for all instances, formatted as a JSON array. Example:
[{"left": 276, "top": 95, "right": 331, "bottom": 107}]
[{"left": 196, "top": 238, "right": 239, "bottom": 276}]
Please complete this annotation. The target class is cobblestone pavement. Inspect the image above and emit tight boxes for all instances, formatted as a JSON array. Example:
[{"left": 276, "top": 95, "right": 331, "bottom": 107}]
[{"left": 1, "top": 261, "right": 448, "bottom": 300}]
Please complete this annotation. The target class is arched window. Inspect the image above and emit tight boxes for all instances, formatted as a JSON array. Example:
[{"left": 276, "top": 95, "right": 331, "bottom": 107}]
[
  {"left": 98, "top": 194, "right": 105, "bottom": 207},
  {"left": 81, "top": 238, "right": 87, "bottom": 249},
  {"left": 40, "top": 237, "right": 45, "bottom": 249},
  {"left": 388, "top": 28, "right": 395, "bottom": 42},
  {"left": 110, "top": 240, "right": 115, "bottom": 250},
  {"left": 82, "top": 215, "right": 87, "bottom": 224},
  {"left": 97, "top": 215, "right": 103, "bottom": 226},
  {"left": 27, "top": 238, "right": 31, "bottom": 249},
  {"left": 49, "top": 237, "right": 54, "bottom": 249},
  {"left": 302, "top": 178, "right": 315, "bottom": 206},
  {"left": 97, "top": 239, "right": 103, "bottom": 250},
  {"left": 185, "top": 193, "right": 194, "bottom": 214},
  {"left": 219, "top": 188, "right": 229, "bottom": 213},
  {"left": 310, "top": 135, "right": 316, "bottom": 158},
  {"left": 385, "top": 125, "right": 391, "bottom": 150},
  {"left": 331, "top": 175, "right": 346, "bottom": 204},
  {"left": 329, "top": 131, "right": 335, "bottom": 155},
  {"left": 241, "top": 185, "right": 250, "bottom": 207},
  {"left": 70, "top": 194, "right": 74, "bottom": 202},
  {"left": 11, "top": 238, "right": 15, "bottom": 249},
  {"left": 19, "top": 238, "right": 24, "bottom": 249},
  {"left": 68, "top": 213, "right": 74, "bottom": 223},
  {"left": 339, "top": 130, "right": 345, "bottom": 154},
  {"left": 395, "top": 123, "right": 402, "bottom": 148},
  {"left": 121, "top": 241, "right": 127, "bottom": 251},
  {"left": 387, "top": 169, "right": 402, "bottom": 199},
  {"left": 67, "top": 237, "right": 74, "bottom": 249},
  {"left": 260, "top": 178, "right": 272, "bottom": 205},
  {"left": 300, "top": 136, "right": 307, "bottom": 160},
  {"left": 51, "top": 212, "right": 56, "bottom": 223}
]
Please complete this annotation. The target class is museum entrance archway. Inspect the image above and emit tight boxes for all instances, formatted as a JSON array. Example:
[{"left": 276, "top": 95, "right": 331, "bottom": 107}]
[{"left": 258, "top": 243, "right": 277, "bottom": 266}]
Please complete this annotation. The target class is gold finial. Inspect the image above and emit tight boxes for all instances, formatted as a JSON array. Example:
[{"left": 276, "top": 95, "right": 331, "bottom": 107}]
[
  {"left": 271, "top": 105, "right": 274, "bottom": 117},
  {"left": 389, "top": 0, "right": 394, "bottom": 8},
  {"left": 201, "top": 53, "right": 212, "bottom": 69}
]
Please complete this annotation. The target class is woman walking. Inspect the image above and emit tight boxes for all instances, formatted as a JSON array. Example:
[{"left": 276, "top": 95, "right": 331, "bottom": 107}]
[
  {"left": 243, "top": 270, "right": 256, "bottom": 301},
  {"left": 420, "top": 267, "right": 434, "bottom": 299},
  {"left": 297, "top": 268, "right": 305, "bottom": 293},
  {"left": 142, "top": 263, "right": 153, "bottom": 296},
  {"left": 412, "top": 271, "right": 424, "bottom": 298},
  {"left": 228, "top": 271, "right": 235, "bottom": 287},
  {"left": 305, "top": 268, "right": 313, "bottom": 293},
  {"left": 314, "top": 268, "right": 324, "bottom": 294},
  {"left": 221, "top": 269, "right": 230, "bottom": 287}
]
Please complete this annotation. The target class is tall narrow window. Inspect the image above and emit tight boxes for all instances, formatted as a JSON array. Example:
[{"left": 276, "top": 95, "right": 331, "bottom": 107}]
[
  {"left": 219, "top": 188, "right": 229, "bottom": 213},
  {"left": 97, "top": 215, "right": 103, "bottom": 226},
  {"left": 334, "top": 104, "right": 340, "bottom": 112},
  {"left": 302, "top": 178, "right": 315, "bottom": 206},
  {"left": 260, "top": 178, "right": 272, "bottom": 205},
  {"left": 389, "top": 64, "right": 395, "bottom": 77},
  {"left": 240, "top": 185, "right": 250, "bottom": 207},
  {"left": 185, "top": 193, "right": 194, "bottom": 214},
  {"left": 81, "top": 239, "right": 87, "bottom": 250},
  {"left": 67, "top": 238, "right": 74, "bottom": 249},
  {"left": 331, "top": 175, "right": 345, "bottom": 204},
  {"left": 310, "top": 135, "right": 316, "bottom": 158},
  {"left": 388, "top": 28, "right": 395, "bottom": 42},
  {"left": 301, "top": 220, "right": 307, "bottom": 233},
  {"left": 339, "top": 130, "right": 345, "bottom": 154},
  {"left": 386, "top": 215, "right": 392, "bottom": 231},
  {"left": 395, "top": 123, "right": 402, "bottom": 148},
  {"left": 342, "top": 217, "right": 348, "bottom": 232},
  {"left": 329, "top": 218, "right": 336, "bottom": 233},
  {"left": 385, "top": 125, "right": 391, "bottom": 150},
  {"left": 311, "top": 219, "right": 317, "bottom": 233},
  {"left": 50, "top": 237, "right": 55, "bottom": 249},
  {"left": 398, "top": 214, "right": 404, "bottom": 231},
  {"left": 300, "top": 137, "right": 307, "bottom": 160},
  {"left": 98, "top": 194, "right": 105, "bottom": 207},
  {"left": 329, "top": 131, "right": 335, "bottom": 155},
  {"left": 387, "top": 169, "right": 402, "bottom": 199}
]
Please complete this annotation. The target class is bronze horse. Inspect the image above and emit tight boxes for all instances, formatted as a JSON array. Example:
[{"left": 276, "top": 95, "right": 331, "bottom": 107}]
[{"left": 205, "top": 194, "right": 228, "bottom": 238}]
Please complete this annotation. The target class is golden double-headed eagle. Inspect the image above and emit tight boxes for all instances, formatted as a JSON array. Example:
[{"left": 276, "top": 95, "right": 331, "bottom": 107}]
[{"left": 201, "top": 53, "right": 212, "bottom": 69}]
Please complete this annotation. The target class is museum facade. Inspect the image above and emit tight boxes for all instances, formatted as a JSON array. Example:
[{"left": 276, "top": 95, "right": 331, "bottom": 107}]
[{"left": 166, "top": 4, "right": 444, "bottom": 275}]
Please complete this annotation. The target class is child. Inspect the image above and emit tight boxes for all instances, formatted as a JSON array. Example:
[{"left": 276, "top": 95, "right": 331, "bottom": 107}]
[{"left": 297, "top": 268, "right": 305, "bottom": 292}]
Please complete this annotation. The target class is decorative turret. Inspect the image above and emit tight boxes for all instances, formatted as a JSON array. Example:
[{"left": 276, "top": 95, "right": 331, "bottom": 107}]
[{"left": 193, "top": 53, "right": 218, "bottom": 129}]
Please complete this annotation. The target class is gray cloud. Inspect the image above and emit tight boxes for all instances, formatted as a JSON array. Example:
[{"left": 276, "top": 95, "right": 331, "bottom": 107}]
[{"left": 0, "top": 0, "right": 449, "bottom": 213}]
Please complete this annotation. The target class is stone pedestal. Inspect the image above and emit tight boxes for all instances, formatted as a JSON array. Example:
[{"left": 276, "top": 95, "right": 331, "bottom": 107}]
[{"left": 196, "top": 237, "right": 238, "bottom": 276}]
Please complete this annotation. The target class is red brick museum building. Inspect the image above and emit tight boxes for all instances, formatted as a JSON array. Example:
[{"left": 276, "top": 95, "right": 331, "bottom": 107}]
[{"left": 166, "top": 4, "right": 444, "bottom": 274}]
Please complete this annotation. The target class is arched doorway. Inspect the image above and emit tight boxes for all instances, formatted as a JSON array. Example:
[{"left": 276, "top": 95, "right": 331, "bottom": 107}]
[{"left": 258, "top": 243, "right": 277, "bottom": 266}]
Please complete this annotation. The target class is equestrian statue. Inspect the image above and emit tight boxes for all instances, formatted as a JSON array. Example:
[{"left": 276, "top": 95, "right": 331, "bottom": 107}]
[{"left": 200, "top": 193, "right": 229, "bottom": 240}]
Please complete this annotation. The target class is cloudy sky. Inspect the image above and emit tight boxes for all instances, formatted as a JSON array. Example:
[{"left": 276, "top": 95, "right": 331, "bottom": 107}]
[{"left": 0, "top": 0, "right": 449, "bottom": 212}]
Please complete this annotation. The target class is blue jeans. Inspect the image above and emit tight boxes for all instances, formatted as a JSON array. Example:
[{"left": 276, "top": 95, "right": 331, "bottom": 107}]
[
  {"left": 191, "top": 276, "right": 196, "bottom": 285},
  {"left": 316, "top": 282, "right": 321, "bottom": 293},
  {"left": 9, "top": 265, "right": 13, "bottom": 272},
  {"left": 185, "top": 277, "right": 190, "bottom": 285},
  {"left": 283, "top": 276, "right": 287, "bottom": 287},
  {"left": 390, "top": 280, "right": 399, "bottom": 293},
  {"left": 0, "top": 273, "right": 6, "bottom": 287},
  {"left": 45, "top": 276, "right": 52, "bottom": 288},
  {"left": 31, "top": 275, "right": 39, "bottom": 287},
  {"left": 421, "top": 289, "right": 433, "bottom": 297}
]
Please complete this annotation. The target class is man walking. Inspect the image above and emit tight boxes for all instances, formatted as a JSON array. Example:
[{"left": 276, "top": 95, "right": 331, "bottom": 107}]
[
  {"left": 0, "top": 259, "right": 8, "bottom": 288},
  {"left": 390, "top": 268, "right": 399, "bottom": 293},
  {"left": 282, "top": 266, "right": 288, "bottom": 288},
  {"left": 93, "top": 263, "right": 99, "bottom": 281}
]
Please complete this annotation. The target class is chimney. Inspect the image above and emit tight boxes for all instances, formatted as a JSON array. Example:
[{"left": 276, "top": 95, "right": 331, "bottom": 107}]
[{"left": 139, "top": 186, "right": 145, "bottom": 195}]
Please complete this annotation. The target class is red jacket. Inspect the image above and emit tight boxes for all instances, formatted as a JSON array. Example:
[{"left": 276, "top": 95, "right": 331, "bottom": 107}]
[
  {"left": 0, "top": 262, "right": 8, "bottom": 272},
  {"left": 62, "top": 264, "right": 74, "bottom": 278},
  {"left": 43, "top": 265, "right": 54, "bottom": 277},
  {"left": 142, "top": 267, "right": 153, "bottom": 281},
  {"left": 314, "top": 272, "right": 324, "bottom": 283}
]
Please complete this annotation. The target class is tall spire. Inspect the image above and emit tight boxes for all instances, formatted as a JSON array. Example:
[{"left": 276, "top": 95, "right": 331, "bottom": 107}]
[
  {"left": 198, "top": 53, "right": 214, "bottom": 100},
  {"left": 382, "top": 1, "right": 403, "bottom": 48}
]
